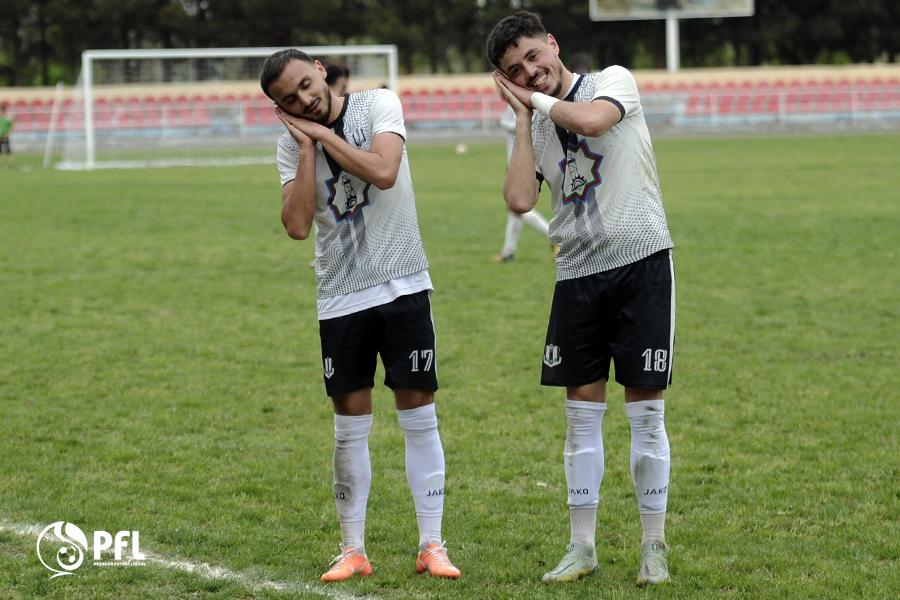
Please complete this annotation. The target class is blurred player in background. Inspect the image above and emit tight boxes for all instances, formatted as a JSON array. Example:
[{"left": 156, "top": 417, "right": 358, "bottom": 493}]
[
  {"left": 260, "top": 48, "right": 461, "bottom": 583},
  {"left": 488, "top": 11, "right": 676, "bottom": 586},
  {"left": 493, "top": 104, "right": 550, "bottom": 262},
  {"left": 0, "top": 104, "right": 14, "bottom": 169},
  {"left": 325, "top": 63, "right": 350, "bottom": 96}
]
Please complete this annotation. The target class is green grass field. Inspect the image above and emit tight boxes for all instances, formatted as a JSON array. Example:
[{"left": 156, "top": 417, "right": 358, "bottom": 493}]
[{"left": 1, "top": 133, "right": 898, "bottom": 599}]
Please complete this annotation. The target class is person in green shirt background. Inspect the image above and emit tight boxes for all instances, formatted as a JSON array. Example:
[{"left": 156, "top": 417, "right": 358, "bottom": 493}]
[{"left": 0, "top": 103, "right": 14, "bottom": 169}]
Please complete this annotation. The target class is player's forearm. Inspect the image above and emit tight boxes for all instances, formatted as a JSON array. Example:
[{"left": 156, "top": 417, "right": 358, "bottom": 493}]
[
  {"left": 503, "top": 118, "right": 539, "bottom": 214},
  {"left": 316, "top": 131, "right": 399, "bottom": 190},
  {"left": 281, "top": 149, "right": 316, "bottom": 240},
  {"left": 545, "top": 100, "right": 620, "bottom": 138}
]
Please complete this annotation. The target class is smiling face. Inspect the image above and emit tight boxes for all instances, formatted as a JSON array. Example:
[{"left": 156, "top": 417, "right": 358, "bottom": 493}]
[
  {"left": 498, "top": 33, "right": 569, "bottom": 99},
  {"left": 267, "top": 58, "right": 333, "bottom": 124}
]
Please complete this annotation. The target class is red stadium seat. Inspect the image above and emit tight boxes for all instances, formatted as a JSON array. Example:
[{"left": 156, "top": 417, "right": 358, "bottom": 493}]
[
  {"left": 685, "top": 94, "right": 707, "bottom": 115},
  {"left": 735, "top": 93, "right": 753, "bottom": 113},
  {"left": 751, "top": 94, "right": 778, "bottom": 114},
  {"left": 243, "top": 104, "right": 275, "bottom": 126},
  {"left": 142, "top": 98, "right": 163, "bottom": 127}
]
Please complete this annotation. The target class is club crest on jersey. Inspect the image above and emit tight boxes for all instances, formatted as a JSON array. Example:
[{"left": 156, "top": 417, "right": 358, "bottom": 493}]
[
  {"left": 543, "top": 344, "right": 562, "bottom": 367},
  {"left": 558, "top": 138, "right": 603, "bottom": 204},
  {"left": 325, "top": 172, "right": 371, "bottom": 221}
]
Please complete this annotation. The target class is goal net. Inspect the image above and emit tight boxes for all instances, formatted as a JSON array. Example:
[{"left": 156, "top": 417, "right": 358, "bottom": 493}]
[{"left": 53, "top": 46, "right": 398, "bottom": 170}]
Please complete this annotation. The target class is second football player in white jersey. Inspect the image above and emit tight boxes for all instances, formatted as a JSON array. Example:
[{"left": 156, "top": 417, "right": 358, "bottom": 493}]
[
  {"left": 260, "top": 49, "right": 461, "bottom": 582},
  {"left": 487, "top": 11, "right": 676, "bottom": 586}
]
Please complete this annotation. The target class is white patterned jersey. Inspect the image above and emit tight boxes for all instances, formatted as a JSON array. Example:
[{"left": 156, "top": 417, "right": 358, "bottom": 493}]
[
  {"left": 532, "top": 66, "right": 673, "bottom": 280},
  {"left": 277, "top": 88, "right": 429, "bottom": 300}
]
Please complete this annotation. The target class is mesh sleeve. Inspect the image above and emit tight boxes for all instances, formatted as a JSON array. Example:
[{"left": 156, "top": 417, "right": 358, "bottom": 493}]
[
  {"left": 276, "top": 133, "right": 299, "bottom": 186},
  {"left": 593, "top": 65, "right": 641, "bottom": 119},
  {"left": 371, "top": 89, "right": 406, "bottom": 140}
]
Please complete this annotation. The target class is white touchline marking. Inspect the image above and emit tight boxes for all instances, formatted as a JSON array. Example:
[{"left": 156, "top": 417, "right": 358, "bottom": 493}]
[{"left": 0, "top": 520, "right": 375, "bottom": 600}]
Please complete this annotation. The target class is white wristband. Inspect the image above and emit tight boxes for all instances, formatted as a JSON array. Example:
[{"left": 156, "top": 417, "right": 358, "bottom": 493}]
[{"left": 531, "top": 92, "right": 559, "bottom": 115}]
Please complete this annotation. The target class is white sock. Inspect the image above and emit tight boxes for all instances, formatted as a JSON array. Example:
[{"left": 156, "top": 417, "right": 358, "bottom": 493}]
[
  {"left": 332, "top": 414, "right": 373, "bottom": 553},
  {"left": 564, "top": 399, "right": 606, "bottom": 546},
  {"left": 397, "top": 403, "right": 445, "bottom": 547},
  {"left": 626, "top": 399, "right": 670, "bottom": 544},
  {"left": 502, "top": 211, "right": 524, "bottom": 256},
  {"left": 570, "top": 508, "right": 597, "bottom": 547},
  {"left": 641, "top": 512, "right": 666, "bottom": 545},
  {"left": 521, "top": 208, "right": 550, "bottom": 238}
]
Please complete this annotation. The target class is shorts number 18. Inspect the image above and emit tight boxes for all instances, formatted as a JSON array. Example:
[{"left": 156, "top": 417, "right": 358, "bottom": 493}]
[{"left": 642, "top": 348, "right": 668, "bottom": 373}]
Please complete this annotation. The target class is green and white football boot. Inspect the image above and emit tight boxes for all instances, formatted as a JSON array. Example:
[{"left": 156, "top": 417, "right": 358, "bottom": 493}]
[{"left": 541, "top": 543, "right": 598, "bottom": 583}]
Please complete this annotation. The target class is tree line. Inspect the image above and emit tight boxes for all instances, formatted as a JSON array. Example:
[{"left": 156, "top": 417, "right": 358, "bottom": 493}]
[{"left": 0, "top": 0, "right": 896, "bottom": 86}]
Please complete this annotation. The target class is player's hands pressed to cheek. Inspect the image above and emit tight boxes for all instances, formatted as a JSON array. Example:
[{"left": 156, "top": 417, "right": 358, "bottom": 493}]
[
  {"left": 275, "top": 107, "right": 316, "bottom": 146},
  {"left": 493, "top": 71, "right": 534, "bottom": 112}
]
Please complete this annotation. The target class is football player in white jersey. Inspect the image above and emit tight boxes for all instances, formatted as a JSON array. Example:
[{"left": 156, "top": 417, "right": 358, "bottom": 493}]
[
  {"left": 260, "top": 49, "right": 460, "bottom": 582},
  {"left": 487, "top": 12, "right": 675, "bottom": 586}
]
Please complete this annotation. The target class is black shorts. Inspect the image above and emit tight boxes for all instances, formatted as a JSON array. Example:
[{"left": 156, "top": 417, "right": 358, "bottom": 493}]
[
  {"left": 541, "top": 250, "right": 675, "bottom": 390},
  {"left": 318, "top": 290, "right": 438, "bottom": 397},
  {"left": 0, "top": 138, "right": 9, "bottom": 154}
]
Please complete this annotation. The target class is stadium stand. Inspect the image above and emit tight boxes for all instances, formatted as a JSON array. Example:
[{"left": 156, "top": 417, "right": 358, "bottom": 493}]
[{"left": 2, "top": 67, "right": 899, "bottom": 148}]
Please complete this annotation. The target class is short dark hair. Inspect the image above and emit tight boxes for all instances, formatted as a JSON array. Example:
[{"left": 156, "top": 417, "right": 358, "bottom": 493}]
[
  {"left": 485, "top": 11, "right": 548, "bottom": 69},
  {"left": 260, "top": 49, "right": 314, "bottom": 99},
  {"left": 325, "top": 63, "right": 350, "bottom": 86}
]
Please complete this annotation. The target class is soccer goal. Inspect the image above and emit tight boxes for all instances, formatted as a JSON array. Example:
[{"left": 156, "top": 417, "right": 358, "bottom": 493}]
[{"left": 52, "top": 45, "right": 398, "bottom": 170}]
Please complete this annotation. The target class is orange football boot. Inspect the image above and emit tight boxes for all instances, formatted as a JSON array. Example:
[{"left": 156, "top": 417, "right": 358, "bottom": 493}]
[
  {"left": 415, "top": 542, "right": 461, "bottom": 579},
  {"left": 320, "top": 546, "right": 372, "bottom": 582}
]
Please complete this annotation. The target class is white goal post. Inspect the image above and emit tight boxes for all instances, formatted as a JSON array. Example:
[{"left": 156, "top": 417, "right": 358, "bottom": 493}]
[{"left": 55, "top": 45, "right": 398, "bottom": 170}]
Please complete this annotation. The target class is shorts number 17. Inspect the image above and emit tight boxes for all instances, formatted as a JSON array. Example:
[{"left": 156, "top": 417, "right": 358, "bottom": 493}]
[{"left": 409, "top": 349, "right": 434, "bottom": 372}]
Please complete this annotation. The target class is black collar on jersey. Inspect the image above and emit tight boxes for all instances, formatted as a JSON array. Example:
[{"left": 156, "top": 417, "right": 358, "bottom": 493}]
[
  {"left": 322, "top": 93, "right": 350, "bottom": 177},
  {"left": 555, "top": 75, "right": 584, "bottom": 154},
  {"left": 564, "top": 74, "right": 584, "bottom": 102}
]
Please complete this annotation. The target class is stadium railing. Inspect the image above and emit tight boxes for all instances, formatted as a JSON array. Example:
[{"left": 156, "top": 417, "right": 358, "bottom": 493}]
[{"left": 4, "top": 77, "right": 900, "bottom": 151}]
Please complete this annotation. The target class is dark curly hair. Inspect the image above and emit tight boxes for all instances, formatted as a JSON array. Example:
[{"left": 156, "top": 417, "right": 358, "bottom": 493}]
[{"left": 485, "top": 11, "right": 548, "bottom": 69}]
